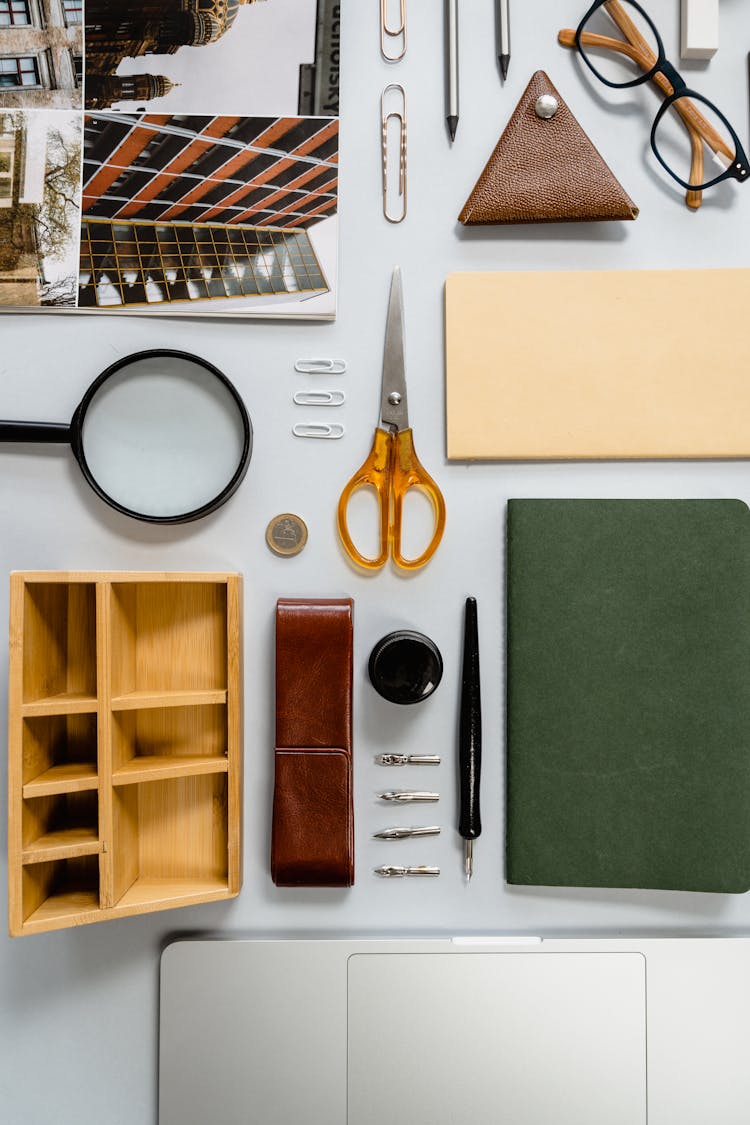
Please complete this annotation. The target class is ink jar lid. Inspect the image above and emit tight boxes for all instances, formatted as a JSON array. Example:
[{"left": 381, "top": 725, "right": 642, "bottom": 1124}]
[{"left": 368, "top": 630, "right": 443, "bottom": 705}]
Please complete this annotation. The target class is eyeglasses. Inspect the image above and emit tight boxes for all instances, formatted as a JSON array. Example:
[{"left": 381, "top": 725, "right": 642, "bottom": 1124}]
[{"left": 559, "top": 0, "right": 749, "bottom": 210}]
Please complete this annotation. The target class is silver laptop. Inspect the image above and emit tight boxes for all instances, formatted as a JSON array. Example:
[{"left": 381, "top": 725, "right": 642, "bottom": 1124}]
[{"left": 159, "top": 937, "right": 750, "bottom": 1124}]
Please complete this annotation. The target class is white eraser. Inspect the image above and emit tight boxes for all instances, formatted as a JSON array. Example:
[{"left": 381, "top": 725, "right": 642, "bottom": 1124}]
[{"left": 681, "top": 0, "right": 719, "bottom": 60}]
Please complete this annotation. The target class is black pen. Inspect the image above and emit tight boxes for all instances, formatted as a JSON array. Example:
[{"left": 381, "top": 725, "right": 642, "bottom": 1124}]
[
  {"left": 497, "top": 0, "right": 510, "bottom": 80},
  {"left": 458, "top": 597, "right": 482, "bottom": 880}
]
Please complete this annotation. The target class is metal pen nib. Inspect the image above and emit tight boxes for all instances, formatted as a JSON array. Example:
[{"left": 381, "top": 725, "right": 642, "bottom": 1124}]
[
  {"left": 378, "top": 791, "right": 439, "bottom": 803},
  {"left": 465, "top": 839, "right": 473, "bottom": 882},
  {"left": 373, "top": 826, "right": 441, "bottom": 840},
  {"left": 374, "top": 865, "right": 440, "bottom": 877},
  {"left": 375, "top": 754, "right": 441, "bottom": 766}
]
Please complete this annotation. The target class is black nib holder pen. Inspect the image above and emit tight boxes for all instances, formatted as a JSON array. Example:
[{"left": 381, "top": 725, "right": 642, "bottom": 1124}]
[{"left": 459, "top": 596, "right": 482, "bottom": 880}]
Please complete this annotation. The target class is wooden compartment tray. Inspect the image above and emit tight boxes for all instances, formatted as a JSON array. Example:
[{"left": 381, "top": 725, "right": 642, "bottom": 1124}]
[{"left": 8, "top": 572, "right": 242, "bottom": 936}]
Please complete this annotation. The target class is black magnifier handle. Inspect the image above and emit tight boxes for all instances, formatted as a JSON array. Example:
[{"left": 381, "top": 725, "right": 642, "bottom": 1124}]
[
  {"left": 458, "top": 596, "right": 482, "bottom": 879},
  {"left": 0, "top": 421, "right": 71, "bottom": 443}
]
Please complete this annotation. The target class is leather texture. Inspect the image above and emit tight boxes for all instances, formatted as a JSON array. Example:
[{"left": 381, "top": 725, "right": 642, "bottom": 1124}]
[
  {"left": 459, "top": 70, "right": 639, "bottom": 225},
  {"left": 272, "top": 598, "right": 354, "bottom": 887}
]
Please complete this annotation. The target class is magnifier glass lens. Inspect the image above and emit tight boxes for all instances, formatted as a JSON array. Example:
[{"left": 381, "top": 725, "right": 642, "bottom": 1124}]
[{"left": 80, "top": 354, "right": 248, "bottom": 520}]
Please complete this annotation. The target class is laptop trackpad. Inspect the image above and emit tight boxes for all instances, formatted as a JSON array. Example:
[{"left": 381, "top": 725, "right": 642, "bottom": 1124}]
[{"left": 347, "top": 952, "right": 646, "bottom": 1125}]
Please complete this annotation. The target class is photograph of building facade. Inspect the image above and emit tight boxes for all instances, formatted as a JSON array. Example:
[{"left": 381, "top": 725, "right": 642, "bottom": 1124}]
[
  {"left": 0, "top": 109, "right": 81, "bottom": 305},
  {"left": 0, "top": 0, "right": 82, "bottom": 109},
  {"left": 84, "top": 0, "right": 259, "bottom": 110},
  {"left": 79, "top": 113, "right": 338, "bottom": 311},
  {"left": 84, "top": 0, "right": 337, "bottom": 116},
  {"left": 298, "top": 0, "right": 339, "bottom": 116}
]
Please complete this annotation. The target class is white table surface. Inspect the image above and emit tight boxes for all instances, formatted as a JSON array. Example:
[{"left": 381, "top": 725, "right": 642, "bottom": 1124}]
[{"left": 2, "top": 1, "right": 750, "bottom": 1121}]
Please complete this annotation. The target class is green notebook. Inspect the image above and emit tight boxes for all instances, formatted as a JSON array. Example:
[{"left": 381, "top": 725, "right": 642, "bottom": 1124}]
[{"left": 506, "top": 499, "right": 750, "bottom": 894}]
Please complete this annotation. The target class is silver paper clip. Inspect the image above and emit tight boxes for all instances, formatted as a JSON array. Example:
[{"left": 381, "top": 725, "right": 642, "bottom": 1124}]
[
  {"left": 292, "top": 422, "right": 345, "bottom": 440},
  {"left": 293, "top": 390, "right": 346, "bottom": 407},
  {"left": 374, "top": 865, "right": 440, "bottom": 877},
  {"left": 380, "top": 0, "right": 406, "bottom": 61},
  {"left": 382, "top": 84, "right": 407, "bottom": 224},
  {"left": 294, "top": 359, "right": 347, "bottom": 375}
]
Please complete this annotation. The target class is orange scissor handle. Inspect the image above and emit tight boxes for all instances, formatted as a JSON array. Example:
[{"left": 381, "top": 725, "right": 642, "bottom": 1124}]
[
  {"left": 337, "top": 427, "right": 393, "bottom": 570},
  {"left": 336, "top": 428, "right": 446, "bottom": 572},
  {"left": 390, "top": 428, "right": 446, "bottom": 571}
]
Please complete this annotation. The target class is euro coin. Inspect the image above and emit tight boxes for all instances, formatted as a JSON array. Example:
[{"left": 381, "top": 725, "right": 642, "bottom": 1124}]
[{"left": 265, "top": 513, "right": 308, "bottom": 557}]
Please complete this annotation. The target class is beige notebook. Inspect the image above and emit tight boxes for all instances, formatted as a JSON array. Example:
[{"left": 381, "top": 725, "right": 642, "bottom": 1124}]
[{"left": 445, "top": 269, "right": 750, "bottom": 460}]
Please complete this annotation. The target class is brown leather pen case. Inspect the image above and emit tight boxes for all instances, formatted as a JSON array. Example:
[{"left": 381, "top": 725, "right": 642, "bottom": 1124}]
[{"left": 272, "top": 598, "right": 354, "bottom": 887}]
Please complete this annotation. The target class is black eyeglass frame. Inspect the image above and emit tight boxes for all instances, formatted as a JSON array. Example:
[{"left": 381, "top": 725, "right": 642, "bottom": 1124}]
[{"left": 574, "top": 0, "right": 750, "bottom": 192}]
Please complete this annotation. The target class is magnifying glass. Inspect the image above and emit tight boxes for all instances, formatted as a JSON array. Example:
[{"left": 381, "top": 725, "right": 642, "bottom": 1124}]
[{"left": 0, "top": 349, "right": 252, "bottom": 524}]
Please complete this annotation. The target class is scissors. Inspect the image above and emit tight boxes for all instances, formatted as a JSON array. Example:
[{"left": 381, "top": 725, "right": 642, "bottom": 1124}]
[{"left": 337, "top": 268, "right": 446, "bottom": 571}]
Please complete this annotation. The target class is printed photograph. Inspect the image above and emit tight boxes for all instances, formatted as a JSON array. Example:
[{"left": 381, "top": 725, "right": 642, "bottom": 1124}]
[
  {"left": 0, "top": 0, "right": 82, "bottom": 110},
  {"left": 85, "top": 0, "right": 340, "bottom": 117},
  {"left": 79, "top": 112, "right": 338, "bottom": 316},
  {"left": 0, "top": 109, "right": 82, "bottom": 306}
]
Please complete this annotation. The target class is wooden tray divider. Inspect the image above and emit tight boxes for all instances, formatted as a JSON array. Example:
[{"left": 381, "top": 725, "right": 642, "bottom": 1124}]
[
  {"left": 97, "top": 580, "right": 114, "bottom": 910},
  {"left": 8, "top": 572, "right": 242, "bottom": 935}
]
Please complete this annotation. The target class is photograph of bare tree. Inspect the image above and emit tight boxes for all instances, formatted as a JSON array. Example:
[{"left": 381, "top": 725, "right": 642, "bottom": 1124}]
[{"left": 0, "top": 109, "right": 81, "bottom": 306}]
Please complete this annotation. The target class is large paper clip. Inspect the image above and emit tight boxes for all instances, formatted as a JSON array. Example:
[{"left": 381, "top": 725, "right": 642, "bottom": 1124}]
[
  {"left": 380, "top": 0, "right": 406, "bottom": 61},
  {"left": 382, "top": 84, "right": 407, "bottom": 224}
]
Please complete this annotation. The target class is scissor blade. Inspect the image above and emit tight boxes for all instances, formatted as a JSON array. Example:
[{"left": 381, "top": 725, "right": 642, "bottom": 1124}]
[{"left": 379, "top": 267, "right": 409, "bottom": 431}]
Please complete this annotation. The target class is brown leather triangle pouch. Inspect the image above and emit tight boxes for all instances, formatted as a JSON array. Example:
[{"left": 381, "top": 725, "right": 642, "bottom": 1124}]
[{"left": 459, "top": 70, "right": 638, "bottom": 224}]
